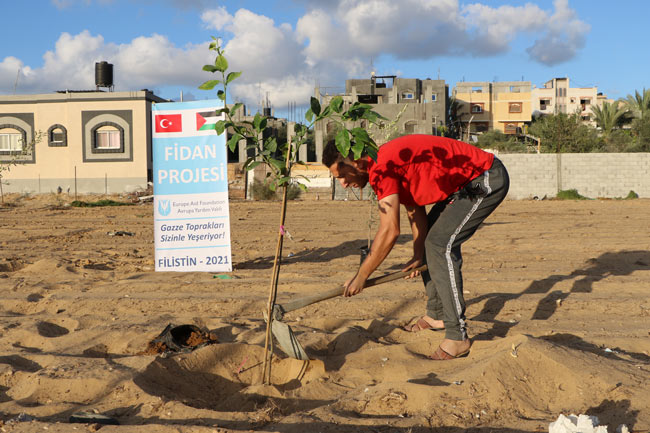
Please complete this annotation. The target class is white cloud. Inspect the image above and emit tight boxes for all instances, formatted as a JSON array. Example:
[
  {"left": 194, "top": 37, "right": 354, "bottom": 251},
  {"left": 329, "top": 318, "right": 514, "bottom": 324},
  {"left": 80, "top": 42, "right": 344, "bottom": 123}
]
[
  {"left": 8, "top": 1, "right": 590, "bottom": 109},
  {"left": 526, "top": 0, "right": 590, "bottom": 65},
  {"left": 1, "top": 30, "right": 213, "bottom": 95},
  {"left": 201, "top": 7, "right": 234, "bottom": 31}
]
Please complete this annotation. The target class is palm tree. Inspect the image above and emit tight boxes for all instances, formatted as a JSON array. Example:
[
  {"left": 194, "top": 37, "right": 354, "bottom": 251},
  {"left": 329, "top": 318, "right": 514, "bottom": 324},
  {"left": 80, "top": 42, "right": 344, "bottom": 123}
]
[
  {"left": 590, "top": 101, "right": 628, "bottom": 137},
  {"left": 621, "top": 88, "right": 650, "bottom": 120}
]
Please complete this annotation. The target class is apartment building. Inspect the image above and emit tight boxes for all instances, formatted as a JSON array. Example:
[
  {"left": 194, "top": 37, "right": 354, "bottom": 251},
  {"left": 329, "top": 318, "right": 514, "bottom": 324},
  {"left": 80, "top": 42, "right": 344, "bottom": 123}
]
[
  {"left": 313, "top": 75, "right": 449, "bottom": 161},
  {"left": 531, "top": 77, "right": 609, "bottom": 125},
  {"left": 453, "top": 81, "right": 532, "bottom": 139}
]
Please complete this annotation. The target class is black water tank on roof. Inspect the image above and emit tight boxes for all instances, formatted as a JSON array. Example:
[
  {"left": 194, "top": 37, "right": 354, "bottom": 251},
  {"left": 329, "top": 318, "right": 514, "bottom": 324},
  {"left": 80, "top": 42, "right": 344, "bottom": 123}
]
[{"left": 95, "top": 61, "right": 114, "bottom": 88}]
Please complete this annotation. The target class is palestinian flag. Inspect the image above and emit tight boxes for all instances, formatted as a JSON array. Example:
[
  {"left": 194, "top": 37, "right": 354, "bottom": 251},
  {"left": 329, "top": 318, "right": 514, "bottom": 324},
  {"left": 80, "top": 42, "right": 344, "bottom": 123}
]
[{"left": 196, "top": 110, "right": 219, "bottom": 131}]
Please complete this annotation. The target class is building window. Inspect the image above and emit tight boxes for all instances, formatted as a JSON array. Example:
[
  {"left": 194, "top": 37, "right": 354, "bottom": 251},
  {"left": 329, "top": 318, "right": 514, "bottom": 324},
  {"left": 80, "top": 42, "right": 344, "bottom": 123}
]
[
  {"left": 470, "top": 103, "right": 484, "bottom": 113},
  {"left": 504, "top": 123, "right": 517, "bottom": 134},
  {"left": 509, "top": 102, "right": 522, "bottom": 113},
  {"left": 475, "top": 123, "right": 489, "bottom": 133},
  {"left": 0, "top": 132, "right": 22, "bottom": 152},
  {"left": 91, "top": 122, "right": 124, "bottom": 153},
  {"left": 401, "top": 92, "right": 414, "bottom": 100},
  {"left": 472, "top": 86, "right": 483, "bottom": 93},
  {"left": 404, "top": 121, "right": 417, "bottom": 134},
  {"left": 431, "top": 93, "right": 437, "bottom": 102},
  {"left": 0, "top": 125, "right": 26, "bottom": 154},
  {"left": 540, "top": 99, "right": 551, "bottom": 110},
  {"left": 48, "top": 124, "right": 67, "bottom": 147}
]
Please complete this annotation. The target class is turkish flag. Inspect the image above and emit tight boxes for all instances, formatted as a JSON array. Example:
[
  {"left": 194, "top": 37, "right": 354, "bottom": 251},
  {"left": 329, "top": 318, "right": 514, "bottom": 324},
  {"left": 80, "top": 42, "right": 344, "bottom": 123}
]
[{"left": 155, "top": 114, "right": 182, "bottom": 133}]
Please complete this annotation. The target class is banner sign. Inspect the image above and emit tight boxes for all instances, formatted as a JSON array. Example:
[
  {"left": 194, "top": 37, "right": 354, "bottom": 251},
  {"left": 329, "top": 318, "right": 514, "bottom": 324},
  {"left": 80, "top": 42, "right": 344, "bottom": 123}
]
[{"left": 152, "top": 100, "right": 232, "bottom": 272}]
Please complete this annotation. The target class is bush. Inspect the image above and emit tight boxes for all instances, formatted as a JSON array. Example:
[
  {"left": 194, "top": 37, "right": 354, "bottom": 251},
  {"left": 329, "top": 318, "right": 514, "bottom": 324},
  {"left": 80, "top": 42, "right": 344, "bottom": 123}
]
[
  {"left": 250, "top": 179, "right": 302, "bottom": 200},
  {"left": 70, "top": 199, "right": 132, "bottom": 207},
  {"left": 624, "top": 190, "right": 639, "bottom": 200},
  {"left": 556, "top": 189, "right": 589, "bottom": 200},
  {"left": 250, "top": 179, "right": 277, "bottom": 200},
  {"left": 475, "top": 130, "right": 528, "bottom": 153},
  {"left": 286, "top": 183, "right": 302, "bottom": 200}
]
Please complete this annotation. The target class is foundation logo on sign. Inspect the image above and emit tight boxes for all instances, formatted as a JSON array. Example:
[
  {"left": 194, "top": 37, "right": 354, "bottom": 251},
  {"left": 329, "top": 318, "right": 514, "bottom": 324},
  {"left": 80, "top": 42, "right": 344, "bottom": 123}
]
[{"left": 158, "top": 200, "right": 171, "bottom": 216}]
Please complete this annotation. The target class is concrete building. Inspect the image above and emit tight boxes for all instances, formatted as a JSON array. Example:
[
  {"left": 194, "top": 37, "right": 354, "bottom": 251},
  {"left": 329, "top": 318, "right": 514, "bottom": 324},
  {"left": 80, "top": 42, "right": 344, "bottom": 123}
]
[
  {"left": 453, "top": 81, "right": 532, "bottom": 139},
  {"left": 531, "top": 77, "right": 610, "bottom": 125},
  {"left": 0, "top": 89, "right": 167, "bottom": 195},
  {"left": 314, "top": 75, "right": 449, "bottom": 161}
]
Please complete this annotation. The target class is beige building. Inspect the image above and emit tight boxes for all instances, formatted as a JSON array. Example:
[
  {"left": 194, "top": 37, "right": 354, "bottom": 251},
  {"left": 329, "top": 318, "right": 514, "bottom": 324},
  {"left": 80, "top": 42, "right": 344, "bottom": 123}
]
[
  {"left": 0, "top": 90, "right": 166, "bottom": 194},
  {"left": 313, "top": 75, "right": 449, "bottom": 161},
  {"left": 531, "top": 77, "right": 609, "bottom": 125},
  {"left": 453, "top": 81, "right": 532, "bottom": 139}
]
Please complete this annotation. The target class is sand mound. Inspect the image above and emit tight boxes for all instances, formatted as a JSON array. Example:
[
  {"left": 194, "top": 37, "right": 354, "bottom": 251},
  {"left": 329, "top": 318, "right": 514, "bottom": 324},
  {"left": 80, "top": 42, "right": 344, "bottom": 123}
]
[{"left": 134, "top": 343, "right": 325, "bottom": 412}]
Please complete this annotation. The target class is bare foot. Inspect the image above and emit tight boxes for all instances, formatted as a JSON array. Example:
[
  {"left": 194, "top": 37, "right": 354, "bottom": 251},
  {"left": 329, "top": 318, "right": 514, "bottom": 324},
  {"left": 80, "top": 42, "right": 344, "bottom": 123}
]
[
  {"left": 438, "top": 338, "right": 471, "bottom": 357},
  {"left": 404, "top": 315, "right": 444, "bottom": 332}
]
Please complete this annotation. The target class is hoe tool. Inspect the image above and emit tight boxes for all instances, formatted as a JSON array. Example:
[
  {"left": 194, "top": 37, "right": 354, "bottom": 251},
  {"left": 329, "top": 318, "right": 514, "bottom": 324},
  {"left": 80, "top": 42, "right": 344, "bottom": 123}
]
[{"left": 269, "top": 265, "right": 427, "bottom": 360}]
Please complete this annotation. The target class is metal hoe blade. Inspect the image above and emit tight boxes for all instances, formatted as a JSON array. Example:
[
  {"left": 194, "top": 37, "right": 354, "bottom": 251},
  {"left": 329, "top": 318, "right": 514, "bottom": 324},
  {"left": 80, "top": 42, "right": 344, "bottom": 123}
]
[
  {"left": 271, "top": 317, "right": 309, "bottom": 360},
  {"left": 267, "top": 265, "right": 427, "bottom": 360}
]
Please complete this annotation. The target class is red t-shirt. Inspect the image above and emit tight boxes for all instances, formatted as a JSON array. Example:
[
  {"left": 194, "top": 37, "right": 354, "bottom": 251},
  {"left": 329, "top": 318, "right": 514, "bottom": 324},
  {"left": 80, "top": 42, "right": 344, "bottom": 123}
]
[{"left": 367, "top": 135, "right": 494, "bottom": 206}]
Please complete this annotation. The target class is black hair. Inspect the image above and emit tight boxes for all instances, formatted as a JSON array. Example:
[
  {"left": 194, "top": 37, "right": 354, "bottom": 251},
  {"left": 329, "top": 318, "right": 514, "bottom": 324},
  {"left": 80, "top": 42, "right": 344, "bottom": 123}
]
[{"left": 322, "top": 139, "right": 345, "bottom": 168}]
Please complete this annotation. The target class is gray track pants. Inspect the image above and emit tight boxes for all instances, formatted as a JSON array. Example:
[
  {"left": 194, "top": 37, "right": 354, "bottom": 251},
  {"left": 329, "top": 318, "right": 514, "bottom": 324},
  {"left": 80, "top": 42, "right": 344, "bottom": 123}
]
[{"left": 421, "top": 157, "right": 509, "bottom": 341}]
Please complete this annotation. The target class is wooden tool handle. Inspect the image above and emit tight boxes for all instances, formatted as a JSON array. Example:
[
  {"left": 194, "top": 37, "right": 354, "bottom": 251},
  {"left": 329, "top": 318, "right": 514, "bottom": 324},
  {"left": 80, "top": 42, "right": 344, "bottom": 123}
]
[{"left": 278, "top": 264, "right": 427, "bottom": 315}]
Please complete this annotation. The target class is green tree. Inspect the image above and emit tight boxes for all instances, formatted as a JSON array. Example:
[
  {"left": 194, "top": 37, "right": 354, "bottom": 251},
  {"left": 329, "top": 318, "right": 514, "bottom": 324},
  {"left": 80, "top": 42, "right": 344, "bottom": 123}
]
[
  {"left": 475, "top": 130, "right": 528, "bottom": 153},
  {"left": 200, "top": 37, "right": 385, "bottom": 384},
  {"left": 590, "top": 100, "right": 628, "bottom": 138},
  {"left": 446, "top": 97, "right": 462, "bottom": 139},
  {"left": 629, "top": 115, "right": 650, "bottom": 151},
  {"left": 621, "top": 88, "right": 650, "bottom": 151},
  {"left": 621, "top": 88, "right": 650, "bottom": 120},
  {"left": 528, "top": 113, "right": 602, "bottom": 153}
]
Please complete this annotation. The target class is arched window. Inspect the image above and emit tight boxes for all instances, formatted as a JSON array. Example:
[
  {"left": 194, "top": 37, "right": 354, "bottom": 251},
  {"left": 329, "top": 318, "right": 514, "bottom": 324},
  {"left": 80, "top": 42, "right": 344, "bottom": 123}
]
[
  {"left": 91, "top": 122, "right": 124, "bottom": 153},
  {"left": 48, "top": 124, "right": 67, "bottom": 147},
  {"left": 0, "top": 125, "right": 26, "bottom": 153},
  {"left": 404, "top": 120, "right": 418, "bottom": 134}
]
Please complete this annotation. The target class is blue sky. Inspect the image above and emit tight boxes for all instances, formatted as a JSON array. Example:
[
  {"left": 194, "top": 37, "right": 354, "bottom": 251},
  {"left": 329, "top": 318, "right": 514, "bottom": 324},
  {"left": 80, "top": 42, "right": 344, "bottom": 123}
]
[{"left": 1, "top": 0, "right": 648, "bottom": 117}]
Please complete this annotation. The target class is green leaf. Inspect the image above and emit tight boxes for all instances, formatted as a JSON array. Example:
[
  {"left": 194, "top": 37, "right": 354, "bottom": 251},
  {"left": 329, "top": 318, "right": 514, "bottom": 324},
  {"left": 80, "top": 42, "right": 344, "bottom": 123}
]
[
  {"left": 217, "top": 90, "right": 226, "bottom": 101},
  {"left": 266, "top": 137, "right": 277, "bottom": 153},
  {"left": 268, "top": 157, "right": 284, "bottom": 172},
  {"left": 366, "top": 145, "right": 378, "bottom": 162},
  {"left": 253, "top": 113, "right": 262, "bottom": 130},
  {"left": 227, "top": 133, "right": 241, "bottom": 152},
  {"left": 231, "top": 103, "right": 243, "bottom": 115},
  {"left": 351, "top": 137, "right": 365, "bottom": 160},
  {"left": 226, "top": 71, "right": 242, "bottom": 84},
  {"left": 310, "top": 97, "right": 321, "bottom": 117},
  {"left": 305, "top": 108, "right": 314, "bottom": 123},
  {"left": 215, "top": 54, "right": 228, "bottom": 72},
  {"left": 244, "top": 160, "right": 261, "bottom": 171},
  {"left": 335, "top": 129, "right": 350, "bottom": 157},
  {"left": 320, "top": 106, "right": 331, "bottom": 119},
  {"left": 353, "top": 126, "right": 370, "bottom": 139},
  {"left": 202, "top": 65, "right": 218, "bottom": 73},
  {"left": 215, "top": 121, "right": 226, "bottom": 135},
  {"left": 330, "top": 96, "right": 344, "bottom": 113},
  {"left": 199, "top": 80, "right": 220, "bottom": 90}
]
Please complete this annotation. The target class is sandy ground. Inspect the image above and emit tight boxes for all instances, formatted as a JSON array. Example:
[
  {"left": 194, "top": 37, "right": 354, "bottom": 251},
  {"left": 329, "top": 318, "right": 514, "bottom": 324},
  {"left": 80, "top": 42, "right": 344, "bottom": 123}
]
[{"left": 0, "top": 193, "right": 649, "bottom": 433}]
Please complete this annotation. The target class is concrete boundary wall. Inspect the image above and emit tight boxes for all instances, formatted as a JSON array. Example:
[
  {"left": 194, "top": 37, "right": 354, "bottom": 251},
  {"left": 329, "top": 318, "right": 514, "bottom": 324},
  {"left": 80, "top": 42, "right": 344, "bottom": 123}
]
[{"left": 498, "top": 153, "right": 650, "bottom": 199}]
